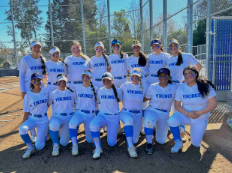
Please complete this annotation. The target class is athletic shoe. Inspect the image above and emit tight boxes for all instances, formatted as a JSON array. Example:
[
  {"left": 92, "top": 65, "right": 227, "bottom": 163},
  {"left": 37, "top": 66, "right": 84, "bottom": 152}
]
[
  {"left": 128, "top": 145, "right": 138, "bottom": 158},
  {"left": 146, "top": 143, "right": 153, "bottom": 155},
  {"left": 171, "top": 140, "right": 183, "bottom": 153},
  {"left": 22, "top": 147, "right": 35, "bottom": 159},
  {"left": 31, "top": 135, "right": 37, "bottom": 144},
  {"left": 100, "top": 128, "right": 104, "bottom": 135},
  {"left": 72, "top": 144, "right": 79, "bottom": 156},
  {"left": 52, "top": 144, "right": 59, "bottom": 156},
  {"left": 93, "top": 148, "right": 103, "bottom": 159}
]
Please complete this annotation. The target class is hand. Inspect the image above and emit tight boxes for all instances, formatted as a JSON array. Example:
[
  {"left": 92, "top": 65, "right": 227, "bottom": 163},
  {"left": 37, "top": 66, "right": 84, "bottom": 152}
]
[
  {"left": 21, "top": 92, "right": 26, "bottom": 99},
  {"left": 187, "top": 112, "right": 199, "bottom": 119},
  {"left": 192, "top": 111, "right": 202, "bottom": 116}
]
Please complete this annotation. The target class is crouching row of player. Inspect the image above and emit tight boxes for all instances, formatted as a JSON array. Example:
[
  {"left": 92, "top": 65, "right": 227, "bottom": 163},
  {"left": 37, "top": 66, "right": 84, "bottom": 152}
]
[{"left": 19, "top": 66, "right": 217, "bottom": 159}]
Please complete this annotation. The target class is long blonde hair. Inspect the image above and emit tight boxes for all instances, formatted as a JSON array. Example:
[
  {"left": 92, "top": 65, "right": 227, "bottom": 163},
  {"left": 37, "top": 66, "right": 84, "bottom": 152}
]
[{"left": 70, "top": 40, "right": 88, "bottom": 60}]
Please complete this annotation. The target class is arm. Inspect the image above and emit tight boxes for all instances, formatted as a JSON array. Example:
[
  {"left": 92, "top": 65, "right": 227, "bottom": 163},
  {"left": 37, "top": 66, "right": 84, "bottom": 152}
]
[
  {"left": 22, "top": 112, "right": 30, "bottom": 123},
  {"left": 193, "top": 96, "right": 217, "bottom": 116},
  {"left": 175, "top": 100, "right": 199, "bottom": 119},
  {"left": 195, "top": 62, "right": 202, "bottom": 72}
]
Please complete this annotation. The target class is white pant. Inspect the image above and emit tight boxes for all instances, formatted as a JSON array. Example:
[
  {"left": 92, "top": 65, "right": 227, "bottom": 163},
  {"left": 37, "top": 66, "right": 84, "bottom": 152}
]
[
  {"left": 144, "top": 108, "right": 169, "bottom": 144},
  {"left": 50, "top": 115, "right": 71, "bottom": 146},
  {"left": 113, "top": 77, "right": 127, "bottom": 88},
  {"left": 119, "top": 110, "right": 142, "bottom": 144},
  {"left": 19, "top": 115, "right": 49, "bottom": 150},
  {"left": 168, "top": 112, "right": 208, "bottom": 147}
]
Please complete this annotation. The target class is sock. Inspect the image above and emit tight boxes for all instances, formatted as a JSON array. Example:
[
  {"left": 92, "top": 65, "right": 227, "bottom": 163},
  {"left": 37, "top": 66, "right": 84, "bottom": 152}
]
[
  {"left": 69, "top": 128, "right": 78, "bottom": 145},
  {"left": 50, "top": 130, "right": 59, "bottom": 146},
  {"left": 91, "top": 131, "right": 101, "bottom": 148},
  {"left": 169, "top": 126, "right": 181, "bottom": 141},
  {"left": 124, "top": 125, "right": 133, "bottom": 147},
  {"left": 20, "top": 134, "right": 33, "bottom": 149},
  {"left": 144, "top": 127, "right": 154, "bottom": 144}
]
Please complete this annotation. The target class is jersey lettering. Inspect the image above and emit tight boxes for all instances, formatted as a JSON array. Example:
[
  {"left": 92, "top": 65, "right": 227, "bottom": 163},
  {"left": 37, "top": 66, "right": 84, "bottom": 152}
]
[
  {"left": 131, "top": 64, "right": 142, "bottom": 68},
  {"left": 127, "top": 89, "right": 143, "bottom": 95},
  {"left": 30, "top": 66, "right": 42, "bottom": 70},
  {"left": 93, "top": 62, "right": 106, "bottom": 67},
  {"left": 49, "top": 69, "right": 64, "bottom": 73},
  {"left": 149, "top": 60, "right": 163, "bottom": 64},
  {"left": 183, "top": 93, "right": 201, "bottom": 99},
  {"left": 101, "top": 95, "right": 116, "bottom": 99},
  {"left": 168, "top": 63, "right": 176, "bottom": 66},
  {"left": 111, "top": 60, "right": 125, "bottom": 64},
  {"left": 55, "top": 96, "right": 72, "bottom": 102},
  {"left": 32, "top": 99, "right": 48, "bottom": 106},
  {"left": 155, "top": 94, "right": 172, "bottom": 98},
  {"left": 72, "top": 62, "right": 85, "bottom": 65},
  {"left": 78, "top": 94, "right": 93, "bottom": 98}
]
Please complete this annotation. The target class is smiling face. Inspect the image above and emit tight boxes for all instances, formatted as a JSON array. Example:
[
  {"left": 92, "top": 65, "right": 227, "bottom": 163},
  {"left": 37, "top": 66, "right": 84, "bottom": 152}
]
[
  {"left": 95, "top": 46, "right": 104, "bottom": 53},
  {"left": 31, "top": 78, "right": 42, "bottom": 87},
  {"left": 131, "top": 75, "right": 140, "bottom": 85},
  {"left": 71, "top": 44, "right": 81, "bottom": 56},
  {"left": 31, "top": 44, "right": 42, "bottom": 55},
  {"left": 57, "top": 80, "right": 66, "bottom": 90},
  {"left": 112, "top": 44, "right": 120, "bottom": 53},
  {"left": 184, "top": 69, "right": 197, "bottom": 83},
  {"left": 51, "top": 51, "right": 60, "bottom": 60},
  {"left": 158, "top": 73, "right": 170, "bottom": 85},
  {"left": 102, "top": 78, "right": 112, "bottom": 89},
  {"left": 133, "top": 45, "right": 141, "bottom": 54},
  {"left": 152, "top": 44, "right": 162, "bottom": 53},
  {"left": 169, "top": 43, "right": 179, "bottom": 55},
  {"left": 82, "top": 74, "right": 91, "bottom": 83}
]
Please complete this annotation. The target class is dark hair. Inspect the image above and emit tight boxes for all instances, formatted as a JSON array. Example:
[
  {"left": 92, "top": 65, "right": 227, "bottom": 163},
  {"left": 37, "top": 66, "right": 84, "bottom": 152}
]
[
  {"left": 183, "top": 66, "right": 216, "bottom": 98},
  {"left": 30, "top": 83, "right": 34, "bottom": 89},
  {"left": 83, "top": 70, "right": 97, "bottom": 102},
  {"left": 102, "top": 52, "right": 110, "bottom": 67},
  {"left": 169, "top": 38, "right": 183, "bottom": 66},
  {"left": 56, "top": 74, "right": 73, "bottom": 92},
  {"left": 50, "top": 46, "right": 68, "bottom": 68},
  {"left": 119, "top": 51, "right": 125, "bottom": 59},
  {"left": 152, "top": 38, "right": 164, "bottom": 51},
  {"left": 111, "top": 84, "right": 120, "bottom": 102},
  {"left": 138, "top": 51, "right": 147, "bottom": 67}
]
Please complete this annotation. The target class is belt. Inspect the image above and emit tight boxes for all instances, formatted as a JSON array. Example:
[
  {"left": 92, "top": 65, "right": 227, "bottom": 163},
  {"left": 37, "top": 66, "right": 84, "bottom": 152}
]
[
  {"left": 150, "top": 74, "right": 158, "bottom": 77},
  {"left": 54, "top": 113, "right": 73, "bottom": 116},
  {"left": 78, "top": 109, "right": 95, "bottom": 114},
  {"left": 104, "top": 113, "right": 118, "bottom": 115},
  {"left": 124, "top": 109, "right": 141, "bottom": 114},
  {"left": 172, "top": 80, "right": 180, "bottom": 83},
  {"left": 95, "top": 78, "right": 102, "bottom": 82},
  {"left": 155, "top": 108, "right": 169, "bottom": 113},
  {"left": 114, "top": 75, "right": 126, "bottom": 80},
  {"left": 47, "top": 82, "right": 57, "bottom": 85},
  {"left": 30, "top": 113, "right": 47, "bottom": 118},
  {"left": 68, "top": 81, "right": 83, "bottom": 84}
]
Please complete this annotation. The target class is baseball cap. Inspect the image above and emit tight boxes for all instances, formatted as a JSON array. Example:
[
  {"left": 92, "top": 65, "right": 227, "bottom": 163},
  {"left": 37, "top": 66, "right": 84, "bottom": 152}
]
[
  {"left": 168, "top": 39, "right": 179, "bottom": 47},
  {"left": 102, "top": 72, "right": 113, "bottom": 80},
  {"left": 132, "top": 40, "right": 142, "bottom": 48},
  {"left": 81, "top": 70, "right": 92, "bottom": 78},
  {"left": 95, "top": 42, "right": 104, "bottom": 49},
  {"left": 30, "top": 41, "right": 42, "bottom": 48},
  {"left": 157, "top": 68, "right": 170, "bottom": 76},
  {"left": 31, "top": 73, "right": 43, "bottom": 81},
  {"left": 49, "top": 47, "right": 61, "bottom": 55},
  {"left": 130, "top": 69, "right": 142, "bottom": 77},
  {"left": 57, "top": 75, "right": 68, "bottom": 83},
  {"left": 112, "top": 39, "right": 121, "bottom": 46},
  {"left": 150, "top": 39, "right": 162, "bottom": 46}
]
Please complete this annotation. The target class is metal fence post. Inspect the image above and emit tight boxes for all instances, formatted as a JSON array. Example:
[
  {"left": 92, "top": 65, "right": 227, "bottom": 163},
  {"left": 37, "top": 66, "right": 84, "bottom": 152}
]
[
  {"left": 187, "top": 0, "right": 193, "bottom": 53},
  {"left": 49, "top": 0, "right": 54, "bottom": 47},
  {"left": 80, "top": 0, "right": 86, "bottom": 55},
  {"left": 206, "top": 0, "right": 211, "bottom": 80},
  {"left": 10, "top": 0, "right": 17, "bottom": 66},
  {"left": 140, "top": 0, "right": 144, "bottom": 51},
  {"left": 150, "top": 0, "right": 153, "bottom": 52},
  {"left": 163, "top": 0, "right": 167, "bottom": 52},
  {"left": 107, "top": 0, "right": 111, "bottom": 54}
]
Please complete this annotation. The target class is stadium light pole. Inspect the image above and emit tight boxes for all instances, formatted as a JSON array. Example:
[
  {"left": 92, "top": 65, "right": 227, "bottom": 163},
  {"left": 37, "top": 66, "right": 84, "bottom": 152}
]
[
  {"left": 10, "top": 0, "right": 17, "bottom": 67},
  {"left": 49, "top": 0, "right": 54, "bottom": 47},
  {"left": 206, "top": 0, "right": 211, "bottom": 79},
  {"left": 163, "top": 0, "right": 167, "bottom": 52},
  {"left": 187, "top": 0, "right": 193, "bottom": 53},
  {"left": 107, "top": 0, "right": 111, "bottom": 54},
  {"left": 140, "top": 0, "right": 144, "bottom": 52},
  {"left": 150, "top": 0, "right": 153, "bottom": 52},
  {"left": 80, "top": 0, "right": 87, "bottom": 55}
]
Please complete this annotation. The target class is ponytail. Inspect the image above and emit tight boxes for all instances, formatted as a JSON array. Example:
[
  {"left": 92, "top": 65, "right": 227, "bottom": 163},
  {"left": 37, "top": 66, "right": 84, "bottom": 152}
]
[
  {"left": 138, "top": 51, "right": 147, "bottom": 67},
  {"left": 176, "top": 50, "right": 183, "bottom": 66},
  {"left": 66, "top": 86, "right": 74, "bottom": 93},
  {"left": 139, "top": 78, "right": 144, "bottom": 91},
  {"left": 80, "top": 52, "right": 88, "bottom": 60},
  {"left": 30, "top": 83, "right": 34, "bottom": 89},
  {"left": 90, "top": 81, "right": 97, "bottom": 102},
  {"left": 168, "top": 76, "right": 173, "bottom": 84},
  {"left": 102, "top": 52, "right": 110, "bottom": 67},
  {"left": 111, "top": 84, "right": 120, "bottom": 102},
  {"left": 120, "top": 50, "right": 125, "bottom": 59},
  {"left": 59, "top": 58, "right": 68, "bottom": 68},
  {"left": 39, "top": 54, "right": 46, "bottom": 75}
]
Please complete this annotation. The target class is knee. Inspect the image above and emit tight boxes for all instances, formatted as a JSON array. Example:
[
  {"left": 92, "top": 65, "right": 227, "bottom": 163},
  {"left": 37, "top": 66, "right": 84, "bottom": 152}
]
[
  {"left": 86, "top": 137, "right": 93, "bottom": 143},
  {"left": 60, "top": 140, "right": 69, "bottom": 147},
  {"left": 50, "top": 123, "right": 59, "bottom": 131},
  {"left": 19, "top": 125, "right": 28, "bottom": 135},
  {"left": 156, "top": 138, "right": 166, "bottom": 145},
  {"left": 89, "top": 120, "right": 99, "bottom": 131},
  {"left": 35, "top": 142, "right": 45, "bottom": 150},
  {"left": 167, "top": 116, "right": 179, "bottom": 127},
  {"left": 69, "top": 120, "right": 77, "bottom": 129},
  {"left": 107, "top": 139, "right": 117, "bottom": 147},
  {"left": 123, "top": 118, "right": 133, "bottom": 126}
]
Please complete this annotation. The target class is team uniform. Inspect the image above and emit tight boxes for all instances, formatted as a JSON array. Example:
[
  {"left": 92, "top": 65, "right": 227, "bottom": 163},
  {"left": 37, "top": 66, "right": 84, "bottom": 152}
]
[
  {"left": 19, "top": 88, "right": 49, "bottom": 157},
  {"left": 108, "top": 53, "right": 129, "bottom": 88},
  {"left": 147, "top": 52, "right": 170, "bottom": 85},
  {"left": 64, "top": 55, "right": 91, "bottom": 91},
  {"left": 168, "top": 83, "right": 216, "bottom": 149},
  {"left": 144, "top": 83, "right": 177, "bottom": 145},
  {"left": 90, "top": 55, "right": 109, "bottom": 88}
]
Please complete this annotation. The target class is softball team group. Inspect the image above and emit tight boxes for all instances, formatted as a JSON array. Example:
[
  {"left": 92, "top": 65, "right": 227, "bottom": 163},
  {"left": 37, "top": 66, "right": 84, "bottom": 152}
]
[{"left": 18, "top": 38, "right": 217, "bottom": 160}]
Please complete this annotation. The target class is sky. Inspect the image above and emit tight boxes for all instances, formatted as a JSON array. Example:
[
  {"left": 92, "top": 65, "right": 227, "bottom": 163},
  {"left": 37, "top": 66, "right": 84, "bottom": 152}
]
[{"left": 0, "top": 0, "right": 188, "bottom": 49}]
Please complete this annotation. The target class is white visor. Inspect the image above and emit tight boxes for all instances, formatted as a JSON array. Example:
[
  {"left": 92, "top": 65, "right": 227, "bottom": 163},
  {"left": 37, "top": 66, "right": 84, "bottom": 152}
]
[
  {"left": 132, "top": 42, "right": 142, "bottom": 48},
  {"left": 57, "top": 75, "right": 68, "bottom": 83},
  {"left": 95, "top": 42, "right": 104, "bottom": 49},
  {"left": 30, "top": 41, "right": 42, "bottom": 48},
  {"left": 49, "top": 47, "right": 61, "bottom": 55},
  {"left": 130, "top": 69, "right": 142, "bottom": 77},
  {"left": 168, "top": 40, "right": 179, "bottom": 47},
  {"left": 81, "top": 70, "right": 92, "bottom": 78}
]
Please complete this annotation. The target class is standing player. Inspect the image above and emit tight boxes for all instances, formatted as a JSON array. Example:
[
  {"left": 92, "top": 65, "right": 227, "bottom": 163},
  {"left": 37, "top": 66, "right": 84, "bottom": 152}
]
[
  {"left": 69, "top": 70, "right": 98, "bottom": 156},
  {"left": 143, "top": 68, "right": 177, "bottom": 154},
  {"left": 167, "top": 39, "right": 202, "bottom": 140},
  {"left": 90, "top": 42, "right": 111, "bottom": 88},
  {"left": 64, "top": 41, "right": 91, "bottom": 91},
  {"left": 18, "top": 41, "right": 46, "bottom": 142},
  {"left": 45, "top": 47, "right": 68, "bottom": 94},
  {"left": 19, "top": 73, "right": 49, "bottom": 159},
  {"left": 168, "top": 66, "right": 217, "bottom": 153},
  {"left": 90, "top": 72, "right": 122, "bottom": 159},
  {"left": 48, "top": 74, "right": 75, "bottom": 156},
  {"left": 107, "top": 39, "right": 128, "bottom": 88},
  {"left": 147, "top": 39, "right": 170, "bottom": 85},
  {"left": 119, "top": 68, "right": 148, "bottom": 158}
]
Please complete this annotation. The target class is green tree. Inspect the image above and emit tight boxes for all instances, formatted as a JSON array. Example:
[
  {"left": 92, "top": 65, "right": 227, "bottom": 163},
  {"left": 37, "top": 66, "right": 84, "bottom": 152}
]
[{"left": 113, "top": 10, "right": 131, "bottom": 36}]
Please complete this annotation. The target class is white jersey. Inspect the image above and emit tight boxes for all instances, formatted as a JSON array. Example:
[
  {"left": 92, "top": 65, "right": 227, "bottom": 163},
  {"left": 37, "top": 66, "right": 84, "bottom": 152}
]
[
  {"left": 120, "top": 82, "right": 148, "bottom": 110},
  {"left": 49, "top": 89, "right": 75, "bottom": 114},
  {"left": 167, "top": 53, "right": 199, "bottom": 84},
  {"left": 90, "top": 55, "right": 109, "bottom": 79},
  {"left": 148, "top": 52, "right": 170, "bottom": 74},
  {"left": 145, "top": 83, "right": 177, "bottom": 111},
  {"left": 74, "top": 85, "right": 98, "bottom": 111},
  {"left": 127, "top": 55, "right": 149, "bottom": 77},
  {"left": 108, "top": 53, "right": 128, "bottom": 77},
  {"left": 23, "top": 88, "right": 48, "bottom": 114},
  {"left": 97, "top": 87, "right": 122, "bottom": 114},
  {"left": 64, "top": 55, "right": 90, "bottom": 81},
  {"left": 45, "top": 60, "right": 67, "bottom": 83},
  {"left": 175, "top": 83, "right": 216, "bottom": 119}
]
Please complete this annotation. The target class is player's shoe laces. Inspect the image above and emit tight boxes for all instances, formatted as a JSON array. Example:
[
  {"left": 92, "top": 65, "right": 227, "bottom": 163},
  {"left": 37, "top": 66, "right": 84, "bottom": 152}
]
[
  {"left": 22, "top": 147, "right": 35, "bottom": 159},
  {"left": 72, "top": 144, "right": 79, "bottom": 156},
  {"left": 31, "top": 135, "right": 37, "bottom": 144},
  {"left": 128, "top": 145, "right": 138, "bottom": 158},
  {"left": 171, "top": 140, "right": 183, "bottom": 153},
  {"left": 93, "top": 148, "right": 102, "bottom": 159},
  {"left": 52, "top": 144, "right": 59, "bottom": 156},
  {"left": 146, "top": 143, "right": 153, "bottom": 155}
]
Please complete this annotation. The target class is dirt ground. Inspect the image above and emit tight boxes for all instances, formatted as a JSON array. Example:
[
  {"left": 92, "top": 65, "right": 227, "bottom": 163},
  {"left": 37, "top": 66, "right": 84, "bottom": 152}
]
[{"left": 0, "top": 77, "right": 232, "bottom": 173}]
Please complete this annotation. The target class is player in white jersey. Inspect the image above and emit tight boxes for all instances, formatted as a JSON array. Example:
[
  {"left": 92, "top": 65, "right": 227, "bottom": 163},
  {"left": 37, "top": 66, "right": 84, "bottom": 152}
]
[
  {"left": 108, "top": 39, "right": 128, "bottom": 88},
  {"left": 69, "top": 70, "right": 98, "bottom": 156},
  {"left": 18, "top": 41, "right": 46, "bottom": 142},
  {"left": 90, "top": 42, "right": 111, "bottom": 88},
  {"left": 90, "top": 72, "right": 122, "bottom": 159},
  {"left": 167, "top": 66, "right": 217, "bottom": 153},
  {"left": 48, "top": 74, "right": 75, "bottom": 156},
  {"left": 119, "top": 68, "right": 148, "bottom": 158},
  {"left": 64, "top": 40, "right": 91, "bottom": 91},
  {"left": 19, "top": 73, "right": 49, "bottom": 159},
  {"left": 147, "top": 39, "right": 170, "bottom": 85},
  {"left": 45, "top": 47, "right": 68, "bottom": 94},
  {"left": 143, "top": 68, "right": 177, "bottom": 154}
]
